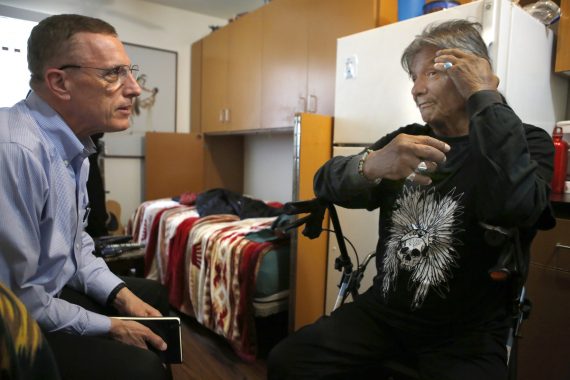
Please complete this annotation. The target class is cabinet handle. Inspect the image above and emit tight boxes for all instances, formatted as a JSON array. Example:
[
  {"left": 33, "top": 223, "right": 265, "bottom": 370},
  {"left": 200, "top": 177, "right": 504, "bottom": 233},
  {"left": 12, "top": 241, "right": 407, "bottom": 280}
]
[
  {"left": 308, "top": 95, "right": 317, "bottom": 113},
  {"left": 298, "top": 96, "right": 307, "bottom": 113},
  {"left": 555, "top": 243, "right": 570, "bottom": 250},
  {"left": 224, "top": 108, "right": 231, "bottom": 123}
]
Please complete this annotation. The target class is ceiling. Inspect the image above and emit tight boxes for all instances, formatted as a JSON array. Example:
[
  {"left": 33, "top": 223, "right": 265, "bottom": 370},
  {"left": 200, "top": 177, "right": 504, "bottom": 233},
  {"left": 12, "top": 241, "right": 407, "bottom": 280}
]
[{"left": 144, "top": 0, "right": 267, "bottom": 20}]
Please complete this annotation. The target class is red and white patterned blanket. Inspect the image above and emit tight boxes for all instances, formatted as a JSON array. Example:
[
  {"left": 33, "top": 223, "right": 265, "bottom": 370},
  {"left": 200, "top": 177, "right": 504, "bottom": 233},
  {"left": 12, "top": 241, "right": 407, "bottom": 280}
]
[{"left": 129, "top": 199, "right": 283, "bottom": 361}]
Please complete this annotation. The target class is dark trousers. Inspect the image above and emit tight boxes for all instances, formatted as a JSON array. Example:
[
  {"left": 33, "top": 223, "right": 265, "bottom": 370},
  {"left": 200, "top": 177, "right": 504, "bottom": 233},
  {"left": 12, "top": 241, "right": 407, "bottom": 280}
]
[
  {"left": 267, "top": 288, "right": 509, "bottom": 380},
  {"left": 44, "top": 277, "right": 172, "bottom": 380}
]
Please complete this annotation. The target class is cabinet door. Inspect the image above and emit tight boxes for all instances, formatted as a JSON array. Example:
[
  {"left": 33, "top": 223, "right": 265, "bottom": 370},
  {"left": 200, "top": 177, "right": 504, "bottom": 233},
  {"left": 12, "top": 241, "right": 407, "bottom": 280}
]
[
  {"left": 518, "top": 266, "right": 570, "bottom": 379},
  {"left": 306, "top": 0, "right": 380, "bottom": 116},
  {"left": 517, "top": 218, "right": 570, "bottom": 379},
  {"left": 201, "top": 27, "right": 229, "bottom": 133},
  {"left": 261, "top": 0, "right": 309, "bottom": 129},
  {"left": 228, "top": 10, "right": 262, "bottom": 131}
]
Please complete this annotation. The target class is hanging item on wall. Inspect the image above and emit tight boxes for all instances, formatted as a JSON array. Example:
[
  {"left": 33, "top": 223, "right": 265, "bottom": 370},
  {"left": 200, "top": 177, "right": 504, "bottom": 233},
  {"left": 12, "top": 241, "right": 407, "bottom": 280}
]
[{"left": 133, "top": 74, "right": 159, "bottom": 116}]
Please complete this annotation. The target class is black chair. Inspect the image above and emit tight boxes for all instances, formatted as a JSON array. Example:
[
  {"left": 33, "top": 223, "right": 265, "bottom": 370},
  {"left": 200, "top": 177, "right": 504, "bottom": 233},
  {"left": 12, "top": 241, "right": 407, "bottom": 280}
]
[{"left": 282, "top": 198, "right": 530, "bottom": 380}]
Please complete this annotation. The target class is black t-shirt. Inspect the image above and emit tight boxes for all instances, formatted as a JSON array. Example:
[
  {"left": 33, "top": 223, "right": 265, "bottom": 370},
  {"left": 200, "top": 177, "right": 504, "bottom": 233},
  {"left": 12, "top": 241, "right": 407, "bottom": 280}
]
[{"left": 314, "top": 91, "right": 555, "bottom": 334}]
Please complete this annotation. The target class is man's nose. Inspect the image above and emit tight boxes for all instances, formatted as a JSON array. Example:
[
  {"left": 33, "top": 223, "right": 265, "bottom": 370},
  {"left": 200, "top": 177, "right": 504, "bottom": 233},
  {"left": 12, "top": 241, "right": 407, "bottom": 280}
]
[
  {"left": 124, "top": 74, "right": 142, "bottom": 97},
  {"left": 411, "top": 79, "right": 426, "bottom": 98}
]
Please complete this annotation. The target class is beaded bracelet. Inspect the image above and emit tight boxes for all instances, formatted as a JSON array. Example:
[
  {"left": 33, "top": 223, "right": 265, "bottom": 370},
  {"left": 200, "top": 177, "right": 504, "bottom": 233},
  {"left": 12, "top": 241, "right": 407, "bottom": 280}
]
[{"left": 358, "top": 149, "right": 382, "bottom": 185}]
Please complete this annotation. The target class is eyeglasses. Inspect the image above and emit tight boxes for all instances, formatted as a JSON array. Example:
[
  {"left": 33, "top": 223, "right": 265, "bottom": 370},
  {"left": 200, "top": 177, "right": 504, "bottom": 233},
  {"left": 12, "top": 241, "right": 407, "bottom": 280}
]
[{"left": 58, "top": 64, "right": 140, "bottom": 85}]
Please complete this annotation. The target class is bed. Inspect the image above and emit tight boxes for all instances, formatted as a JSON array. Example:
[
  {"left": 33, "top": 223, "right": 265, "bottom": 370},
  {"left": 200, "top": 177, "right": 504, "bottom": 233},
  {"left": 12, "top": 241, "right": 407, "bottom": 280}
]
[{"left": 127, "top": 188, "right": 290, "bottom": 361}]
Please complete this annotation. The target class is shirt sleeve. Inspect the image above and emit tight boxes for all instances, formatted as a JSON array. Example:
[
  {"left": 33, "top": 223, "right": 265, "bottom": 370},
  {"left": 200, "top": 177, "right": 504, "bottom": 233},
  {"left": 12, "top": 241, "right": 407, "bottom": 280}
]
[
  {"left": 66, "top": 230, "right": 124, "bottom": 306},
  {"left": 313, "top": 128, "right": 406, "bottom": 210},
  {"left": 467, "top": 90, "right": 554, "bottom": 228},
  {"left": 0, "top": 144, "right": 112, "bottom": 336}
]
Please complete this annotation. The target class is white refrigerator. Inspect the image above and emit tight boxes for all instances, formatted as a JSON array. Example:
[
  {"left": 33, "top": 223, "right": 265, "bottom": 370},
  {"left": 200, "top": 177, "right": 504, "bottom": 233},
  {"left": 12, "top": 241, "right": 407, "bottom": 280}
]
[{"left": 324, "top": 0, "right": 569, "bottom": 313}]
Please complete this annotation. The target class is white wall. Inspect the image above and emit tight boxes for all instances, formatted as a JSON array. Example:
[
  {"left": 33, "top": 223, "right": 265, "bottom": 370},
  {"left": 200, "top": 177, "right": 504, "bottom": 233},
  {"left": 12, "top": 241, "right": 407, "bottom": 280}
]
[
  {"left": 0, "top": 0, "right": 226, "bottom": 225},
  {"left": 0, "top": 0, "right": 226, "bottom": 134},
  {"left": 243, "top": 133, "right": 294, "bottom": 203}
]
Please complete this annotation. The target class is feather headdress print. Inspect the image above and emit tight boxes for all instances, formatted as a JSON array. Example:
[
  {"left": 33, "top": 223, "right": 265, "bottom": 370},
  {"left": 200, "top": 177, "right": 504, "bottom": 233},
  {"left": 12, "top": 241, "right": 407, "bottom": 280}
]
[{"left": 382, "top": 186, "right": 463, "bottom": 310}]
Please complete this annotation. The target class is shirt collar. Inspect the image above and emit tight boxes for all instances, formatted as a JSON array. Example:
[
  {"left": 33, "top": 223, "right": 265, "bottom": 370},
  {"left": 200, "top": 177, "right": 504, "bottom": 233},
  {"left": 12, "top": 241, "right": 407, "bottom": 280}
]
[{"left": 25, "top": 92, "right": 96, "bottom": 162}]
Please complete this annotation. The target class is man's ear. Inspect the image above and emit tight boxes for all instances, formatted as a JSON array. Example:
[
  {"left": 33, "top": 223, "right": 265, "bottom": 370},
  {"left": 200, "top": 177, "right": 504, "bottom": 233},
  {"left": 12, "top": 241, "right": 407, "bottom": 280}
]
[{"left": 44, "top": 68, "right": 71, "bottom": 100}]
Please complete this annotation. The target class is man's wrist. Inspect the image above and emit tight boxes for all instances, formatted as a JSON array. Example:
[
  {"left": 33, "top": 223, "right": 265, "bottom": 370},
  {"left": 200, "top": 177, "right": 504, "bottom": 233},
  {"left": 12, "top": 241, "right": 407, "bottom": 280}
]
[
  {"left": 358, "top": 149, "right": 382, "bottom": 185},
  {"left": 106, "top": 282, "right": 126, "bottom": 307}
]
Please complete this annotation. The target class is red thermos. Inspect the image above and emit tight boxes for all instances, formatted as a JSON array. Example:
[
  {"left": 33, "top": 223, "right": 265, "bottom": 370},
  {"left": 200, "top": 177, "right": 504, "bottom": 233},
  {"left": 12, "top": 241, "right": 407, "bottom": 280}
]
[{"left": 551, "top": 126, "right": 568, "bottom": 193}]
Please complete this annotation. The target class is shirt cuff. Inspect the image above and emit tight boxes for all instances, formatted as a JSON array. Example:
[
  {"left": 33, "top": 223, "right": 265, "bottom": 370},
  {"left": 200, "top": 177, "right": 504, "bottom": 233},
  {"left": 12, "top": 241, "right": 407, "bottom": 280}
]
[
  {"left": 87, "top": 264, "right": 125, "bottom": 306},
  {"left": 466, "top": 90, "right": 503, "bottom": 117},
  {"left": 81, "top": 309, "right": 112, "bottom": 336},
  {"left": 347, "top": 155, "right": 380, "bottom": 189},
  {"left": 106, "top": 282, "right": 127, "bottom": 307}
]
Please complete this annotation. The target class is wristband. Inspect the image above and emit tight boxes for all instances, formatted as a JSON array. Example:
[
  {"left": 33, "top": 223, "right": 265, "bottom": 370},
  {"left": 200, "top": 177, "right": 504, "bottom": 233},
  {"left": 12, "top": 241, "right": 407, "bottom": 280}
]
[{"left": 358, "top": 149, "right": 382, "bottom": 185}]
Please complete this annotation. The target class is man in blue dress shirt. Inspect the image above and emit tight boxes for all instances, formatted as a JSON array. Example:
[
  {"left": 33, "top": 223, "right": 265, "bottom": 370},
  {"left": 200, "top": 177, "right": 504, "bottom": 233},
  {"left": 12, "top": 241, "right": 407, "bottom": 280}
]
[{"left": 0, "top": 14, "right": 171, "bottom": 380}]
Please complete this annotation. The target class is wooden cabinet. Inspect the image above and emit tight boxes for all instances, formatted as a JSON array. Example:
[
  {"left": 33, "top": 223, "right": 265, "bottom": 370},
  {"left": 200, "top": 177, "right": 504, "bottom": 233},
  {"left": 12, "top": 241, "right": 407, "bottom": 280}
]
[
  {"left": 518, "top": 217, "right": 570, "bottom": 380},
  {"left": 228, "top": 10, "right": 262, "bottom": 131},
  {"left": 555, "top": 0, "right": 569, "bottom": 73},
  {"left": 201, "top": 9, "right": 263, "bottom": 133},
  {"left": 260, "top": 0, "right": 309, "bottom": 129},
  {"left": 194, "top": 0, "right": 397, "bottom": 133}
]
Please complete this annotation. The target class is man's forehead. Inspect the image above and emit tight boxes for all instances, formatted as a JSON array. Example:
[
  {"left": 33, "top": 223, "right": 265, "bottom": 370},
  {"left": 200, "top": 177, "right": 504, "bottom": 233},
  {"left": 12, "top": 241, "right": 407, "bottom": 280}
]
[{"left": 68, "top": 33, "right": 128, "bottom": 63}]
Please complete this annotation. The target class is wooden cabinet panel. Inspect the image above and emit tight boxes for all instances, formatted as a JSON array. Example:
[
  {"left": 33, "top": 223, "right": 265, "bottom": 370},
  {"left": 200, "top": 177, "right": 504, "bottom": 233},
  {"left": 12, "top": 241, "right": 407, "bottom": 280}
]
[
  {"left": 145, "top": 132, "right": 204, "bottom": 200},
  {"left": 555, "top": 0, "right": 569, "bottom": 73},
  {"left": 518, "top": 264, "right": 570, "bottom": 380},
  {"left": 292, "top": 113, "right": 333, "bottom": 330},
  {"left": 201, "top": 27, "right": 229, "bottom": 132},
  {"left": 228, "top": 10, "right": 262, "bottom": 131},
  {"left": 191, "top": 40, "right": 202, "bottom": 133},
  {"left": 518, "top": 217, "right": 570, "bottom": 380},
  {"left": 261, "top": 0, "right": 309, "bottom": 129}
]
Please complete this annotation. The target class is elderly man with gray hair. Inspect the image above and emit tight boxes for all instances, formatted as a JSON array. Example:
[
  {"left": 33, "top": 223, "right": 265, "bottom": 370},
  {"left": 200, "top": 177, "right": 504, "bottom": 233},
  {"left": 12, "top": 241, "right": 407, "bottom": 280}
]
[{"left": 268, "top": 19, "right": 554, "bottom": 380}]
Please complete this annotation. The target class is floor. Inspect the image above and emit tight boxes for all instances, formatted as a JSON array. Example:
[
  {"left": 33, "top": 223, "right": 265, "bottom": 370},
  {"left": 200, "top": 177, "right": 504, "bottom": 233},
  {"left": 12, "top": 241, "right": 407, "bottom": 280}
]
[{"left": 171, "top": 312, "right": 286, "bottom": 380}]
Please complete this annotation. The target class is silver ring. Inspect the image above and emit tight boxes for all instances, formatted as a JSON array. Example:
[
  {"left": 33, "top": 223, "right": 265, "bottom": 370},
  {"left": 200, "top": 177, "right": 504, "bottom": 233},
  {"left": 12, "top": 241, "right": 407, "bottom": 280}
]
[
  {"left": 443, "top": 61, "right": 453, "bottom": 70},
  {"left": 406, "top": 172, "right": 416, "bottom": 182},
  {"left": 416, "top": 161, "right": 428, "bottom": 173}
]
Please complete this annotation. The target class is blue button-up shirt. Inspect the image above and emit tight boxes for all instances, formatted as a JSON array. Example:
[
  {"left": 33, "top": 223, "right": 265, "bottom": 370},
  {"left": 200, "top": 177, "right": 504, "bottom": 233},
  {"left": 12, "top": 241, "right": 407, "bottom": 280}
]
[{"left": 0, "top": 92, "right": 123, "bottom": 335}]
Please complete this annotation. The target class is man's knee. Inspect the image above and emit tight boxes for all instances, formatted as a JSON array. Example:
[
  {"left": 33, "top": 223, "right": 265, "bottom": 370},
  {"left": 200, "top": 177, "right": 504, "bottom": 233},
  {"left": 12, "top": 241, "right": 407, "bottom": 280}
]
[
  {"left": 267, "top": 328, "right": 319, "bottom": 380},
  {"left": 125, "top": 348, "right": 171, "bottom": 380},
  {"left": 267, "top": 338, "right": 293, "bottom": 380}
]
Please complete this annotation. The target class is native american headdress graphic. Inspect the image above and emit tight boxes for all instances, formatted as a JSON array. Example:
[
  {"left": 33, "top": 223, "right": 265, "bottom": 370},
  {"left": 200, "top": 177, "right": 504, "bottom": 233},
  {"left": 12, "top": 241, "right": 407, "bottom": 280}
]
[{"left": 382, "top": 186, "right": 464, "bottom": 310}]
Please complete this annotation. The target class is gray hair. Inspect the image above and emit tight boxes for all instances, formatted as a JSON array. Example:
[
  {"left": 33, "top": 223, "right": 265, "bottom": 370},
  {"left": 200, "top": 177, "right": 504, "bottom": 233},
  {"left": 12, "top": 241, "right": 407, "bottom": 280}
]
[
  {"left": 401, "top": 19, "right": 490, "bottom": 75},
  {"left": 28, "top": 14, "right": 117, "bottom": 86}
]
